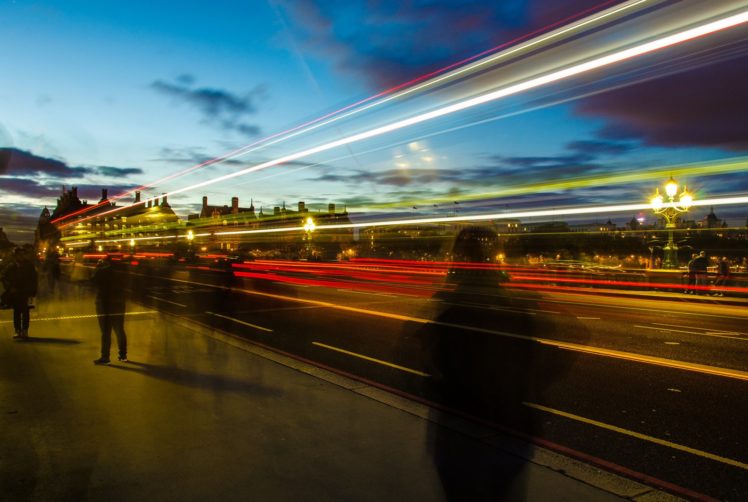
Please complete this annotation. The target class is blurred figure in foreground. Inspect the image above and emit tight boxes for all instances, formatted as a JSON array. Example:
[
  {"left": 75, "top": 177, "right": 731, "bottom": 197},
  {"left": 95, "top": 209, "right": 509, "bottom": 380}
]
[
  {"left": 425, "top": 227, "right": 534, "bottom": 500},
  {"left": 421, "top": 226, "right": 585, "bottom": 500},
  {"left": 92, "top": 256, "right": 128, "bottom": 364},
  {"left": 44, "top": 248, "right": 61, "bottom": 293},
  {"left": 1, "top": 247, "right": 38, "bottom": 339}
]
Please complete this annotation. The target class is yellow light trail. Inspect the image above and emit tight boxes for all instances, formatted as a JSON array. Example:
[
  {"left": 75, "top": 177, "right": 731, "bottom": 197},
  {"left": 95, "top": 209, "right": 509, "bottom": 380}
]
[
  {"left": 72, "top": 6, "right": 748, "bottom": 227},
  {"left": 372, "top": 156, "right": 748, "bottom": 210},
  {"left": 94, "top": 194, "right": 748, "bottom": 245}
]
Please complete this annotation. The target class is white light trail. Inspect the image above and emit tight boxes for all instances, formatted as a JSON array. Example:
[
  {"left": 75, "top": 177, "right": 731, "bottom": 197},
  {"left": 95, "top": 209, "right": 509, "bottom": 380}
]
[
  {"left": 75, "top": 7, "right": 748, "bottom": 229},
  {"left": 94, "top": 195, "right": 748, "bottom": 244},
  {"left": 56, "top": 1, "right": 648, "bottom": 228}
]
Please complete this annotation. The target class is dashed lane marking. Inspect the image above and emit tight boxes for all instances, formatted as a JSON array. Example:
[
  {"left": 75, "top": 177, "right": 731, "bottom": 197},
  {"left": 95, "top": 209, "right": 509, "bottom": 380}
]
[
  {"left": 312, "top": 341, "right": 430, "bottom": 377},
  {"left": 518, "top": 296, "right": 748, "bottom": 321},
  {"left": 524, "top": 402, "right": 748, "bottom": 471},
  {"left": 142, "top": 274, "right": 748, "bottom": 382},
  {"left": 205, "top": 312, "right": 273, "bottom": 333},
  {"left": 635, "top": 324, "right": 748, "bottom": 342},
  {"left": 147, "top": 295, "right": 187, "bottom": 308}
]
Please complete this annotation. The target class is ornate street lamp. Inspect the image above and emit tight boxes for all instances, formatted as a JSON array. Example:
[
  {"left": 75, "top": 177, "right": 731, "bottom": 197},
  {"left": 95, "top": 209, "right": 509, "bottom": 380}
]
[{"left": 650, "top": 177, "right": 693, "bottom": 269}]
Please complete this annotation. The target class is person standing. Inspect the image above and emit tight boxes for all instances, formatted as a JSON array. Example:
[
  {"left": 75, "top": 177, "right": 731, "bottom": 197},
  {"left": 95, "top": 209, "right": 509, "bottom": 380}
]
[
  {"left": 692, "top": 251, "right": 709, "bottom": 295},
  {"left": 92, "top": 256, "right": 128, "bottom": 364},
  {"left": 1, "top": 247, "right": 38, "bottom": 339}
]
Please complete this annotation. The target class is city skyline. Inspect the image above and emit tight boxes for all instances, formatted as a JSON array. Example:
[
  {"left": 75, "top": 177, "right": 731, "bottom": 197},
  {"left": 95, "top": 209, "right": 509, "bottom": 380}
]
[{"left": 2, "top": 0, "right": 748, "bottom": 243}]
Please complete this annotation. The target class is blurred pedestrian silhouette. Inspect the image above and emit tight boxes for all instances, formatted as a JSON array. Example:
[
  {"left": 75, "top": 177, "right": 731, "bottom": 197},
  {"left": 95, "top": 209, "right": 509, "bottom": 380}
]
[
  {"left": 693, "top": 250, "right": 709, "bottom": 295},
  {"left": 44, "top": 249, "right": 61, "bottom": 294},
  {"left": 686, "top": 253, "right": 697, "bottom": 294},
  {"left": 713, "top": 256, "right": 731, "bottom": 296},
  {"left": 92, "top": 256, "right": 128, "bottom": 364},
  {"left": 1, "top": 247, "right": 38, "bottom": 339},
  {"left": 422, "top": 227, "right": 582, "bottom": 500}
]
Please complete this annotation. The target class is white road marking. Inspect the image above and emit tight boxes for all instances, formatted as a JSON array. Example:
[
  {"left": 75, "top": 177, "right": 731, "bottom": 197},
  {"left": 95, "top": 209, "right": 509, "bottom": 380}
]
[
  {"left": 147, "top": 295, "right": 187, "bottom": 308},
  {"left": 205, "top": 312, "right": 273, "bottom": 333},
  {"left": 312, "top": 341, "right": 430, "bottom": 377}
]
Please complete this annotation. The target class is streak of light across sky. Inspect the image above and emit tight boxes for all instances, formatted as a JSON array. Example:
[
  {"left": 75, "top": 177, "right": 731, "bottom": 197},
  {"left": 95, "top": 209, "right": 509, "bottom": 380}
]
[
  {"left": 60, "top": 6, "right": 748, "bottom": 229},
  {"left": 50, "top": 0, "right": 647, "bottom": 225},
  {"left": 89, "top": 195, "right": 748, "bottom": 246}
]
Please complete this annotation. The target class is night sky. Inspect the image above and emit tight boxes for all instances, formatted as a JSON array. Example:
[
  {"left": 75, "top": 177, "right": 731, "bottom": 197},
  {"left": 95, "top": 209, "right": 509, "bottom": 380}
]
[{"left": 2, "top": 0, "right": 747, "bottom": 242}]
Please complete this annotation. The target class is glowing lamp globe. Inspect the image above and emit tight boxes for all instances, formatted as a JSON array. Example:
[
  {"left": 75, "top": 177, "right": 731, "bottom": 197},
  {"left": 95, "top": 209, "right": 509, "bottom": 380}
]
[
  {"left": 680, "top": 191, "right": 693, "bottom": 208},
  {"left": 650, "top": 193, "right": 664, "bottom": 210}
]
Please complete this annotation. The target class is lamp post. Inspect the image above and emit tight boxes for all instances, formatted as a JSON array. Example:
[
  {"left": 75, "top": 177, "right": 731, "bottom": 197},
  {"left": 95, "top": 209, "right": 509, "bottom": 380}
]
[
  {"left": 303, "top": 217, "right": 316, "bottom": 258},
  {"left": 650, "top": 177, "right": 693, "bottom": 269}
]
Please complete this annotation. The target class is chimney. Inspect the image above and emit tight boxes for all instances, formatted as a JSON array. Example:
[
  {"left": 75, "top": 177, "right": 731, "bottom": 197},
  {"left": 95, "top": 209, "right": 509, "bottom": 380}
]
[
  {"left": 298, "top": 201, "right": 305, "bottom": 213},
  {"left": 202, "top": 196, "right": 208, "bottom": 209},
  {"left": 154, "top": 197, "right": 159, "bottom": 206},
  {"left": 231, "top": 197, "right": 239, "bottom": 214},
  {"left": 328, "top": 203, "right": 335, "bottom": 215},
  {"left": 134, "top": 191, "right": 141, "bottom": 203},
  {"left": 100, "top": 188, "right": 108, "bottom": 201},
  {"left": 147, "top": 200, "right": 152, "bottom": 208},
  {"left": 162, "top": 194, "right": 168, "bottom": 206}
]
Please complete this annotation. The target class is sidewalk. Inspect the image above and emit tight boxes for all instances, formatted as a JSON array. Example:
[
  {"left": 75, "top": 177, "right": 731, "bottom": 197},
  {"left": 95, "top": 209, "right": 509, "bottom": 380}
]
[{"left": 1, "top": 293, "right": 681, "bottom": 501}]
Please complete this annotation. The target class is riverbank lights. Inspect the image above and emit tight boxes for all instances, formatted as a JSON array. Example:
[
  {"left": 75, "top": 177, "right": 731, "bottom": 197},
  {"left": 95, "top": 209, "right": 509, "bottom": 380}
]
[{"left": 187, "top": 230, "right": 194, "bottom": 241}]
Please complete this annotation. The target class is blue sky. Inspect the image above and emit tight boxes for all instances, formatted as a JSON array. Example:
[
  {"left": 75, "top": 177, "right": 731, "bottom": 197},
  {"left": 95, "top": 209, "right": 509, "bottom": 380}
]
[{"left": 2, "top": 0, "right": 747, "bottom": 241}]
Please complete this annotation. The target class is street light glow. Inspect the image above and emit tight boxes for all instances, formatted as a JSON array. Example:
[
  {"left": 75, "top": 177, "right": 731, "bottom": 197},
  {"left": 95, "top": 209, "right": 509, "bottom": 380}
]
[
  {"left": 680, "top": 190, "right": 693, "bottom": 209},
  {"left": 665, "top": 177, "right": 678, "bottom": 198},
  {"left": 650, "top": 191, "right": 664, "bottom": 210}
]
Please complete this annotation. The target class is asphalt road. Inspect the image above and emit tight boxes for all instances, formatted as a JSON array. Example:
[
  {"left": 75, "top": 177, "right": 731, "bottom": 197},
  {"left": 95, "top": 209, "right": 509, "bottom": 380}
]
[{"left": 119, "top": 263, "right": 748, "bottom": 500}]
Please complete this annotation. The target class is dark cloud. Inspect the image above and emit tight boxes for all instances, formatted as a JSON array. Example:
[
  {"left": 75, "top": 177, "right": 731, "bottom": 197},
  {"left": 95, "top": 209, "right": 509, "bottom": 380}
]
[
  {"left": 94, "top": 166, "right": 143, "bottom": 177},
  {"left": 566, "top": 140, "right": 633, "bottom": 156},
  {"left": 0, "top": 177, "right": 59, "bottom": 198},
  {"left": 574, "top": 35, "right": 748, "bottom": 152},
  {"left": 0, "top": 148, "right": 144, "bottom": 181},
  {"left": 151, "top": 77, "right": 265, "bottom": 137},
  {"left": 0, "top": 148, "right": 90, "bottom": 178},
  {"left": 0, "top": 176, "right": 137, "bottom": 201},
  {"left": 279, "top": 0, "right": 606, "bottom": 88}
]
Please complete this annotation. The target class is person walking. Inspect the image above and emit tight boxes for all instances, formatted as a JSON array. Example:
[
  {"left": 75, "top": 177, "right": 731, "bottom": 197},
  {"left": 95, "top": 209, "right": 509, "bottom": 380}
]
[
  {"left": 1, "top": 247, "right": 38, "bottom": 339},
  {"left": 692, "top": 251, "right": 709, "bottom": 295},
  {"left": 44, "top": 249, "right": 61, "bottom": 293},
  {"left": 685, "top": 253, "right": 697, "bottom": 294},
  {"left": 92, "top": 256, "right": 128, "bottom": 364},
  {"left": 713, "top": 257, "right": 731, "bottom": 296}
]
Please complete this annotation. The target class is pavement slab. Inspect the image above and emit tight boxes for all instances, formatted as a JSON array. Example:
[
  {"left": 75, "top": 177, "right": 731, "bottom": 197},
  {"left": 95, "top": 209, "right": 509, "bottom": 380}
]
[{"left": 0, "top": 293, "right": 677, "bottom": 501}]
